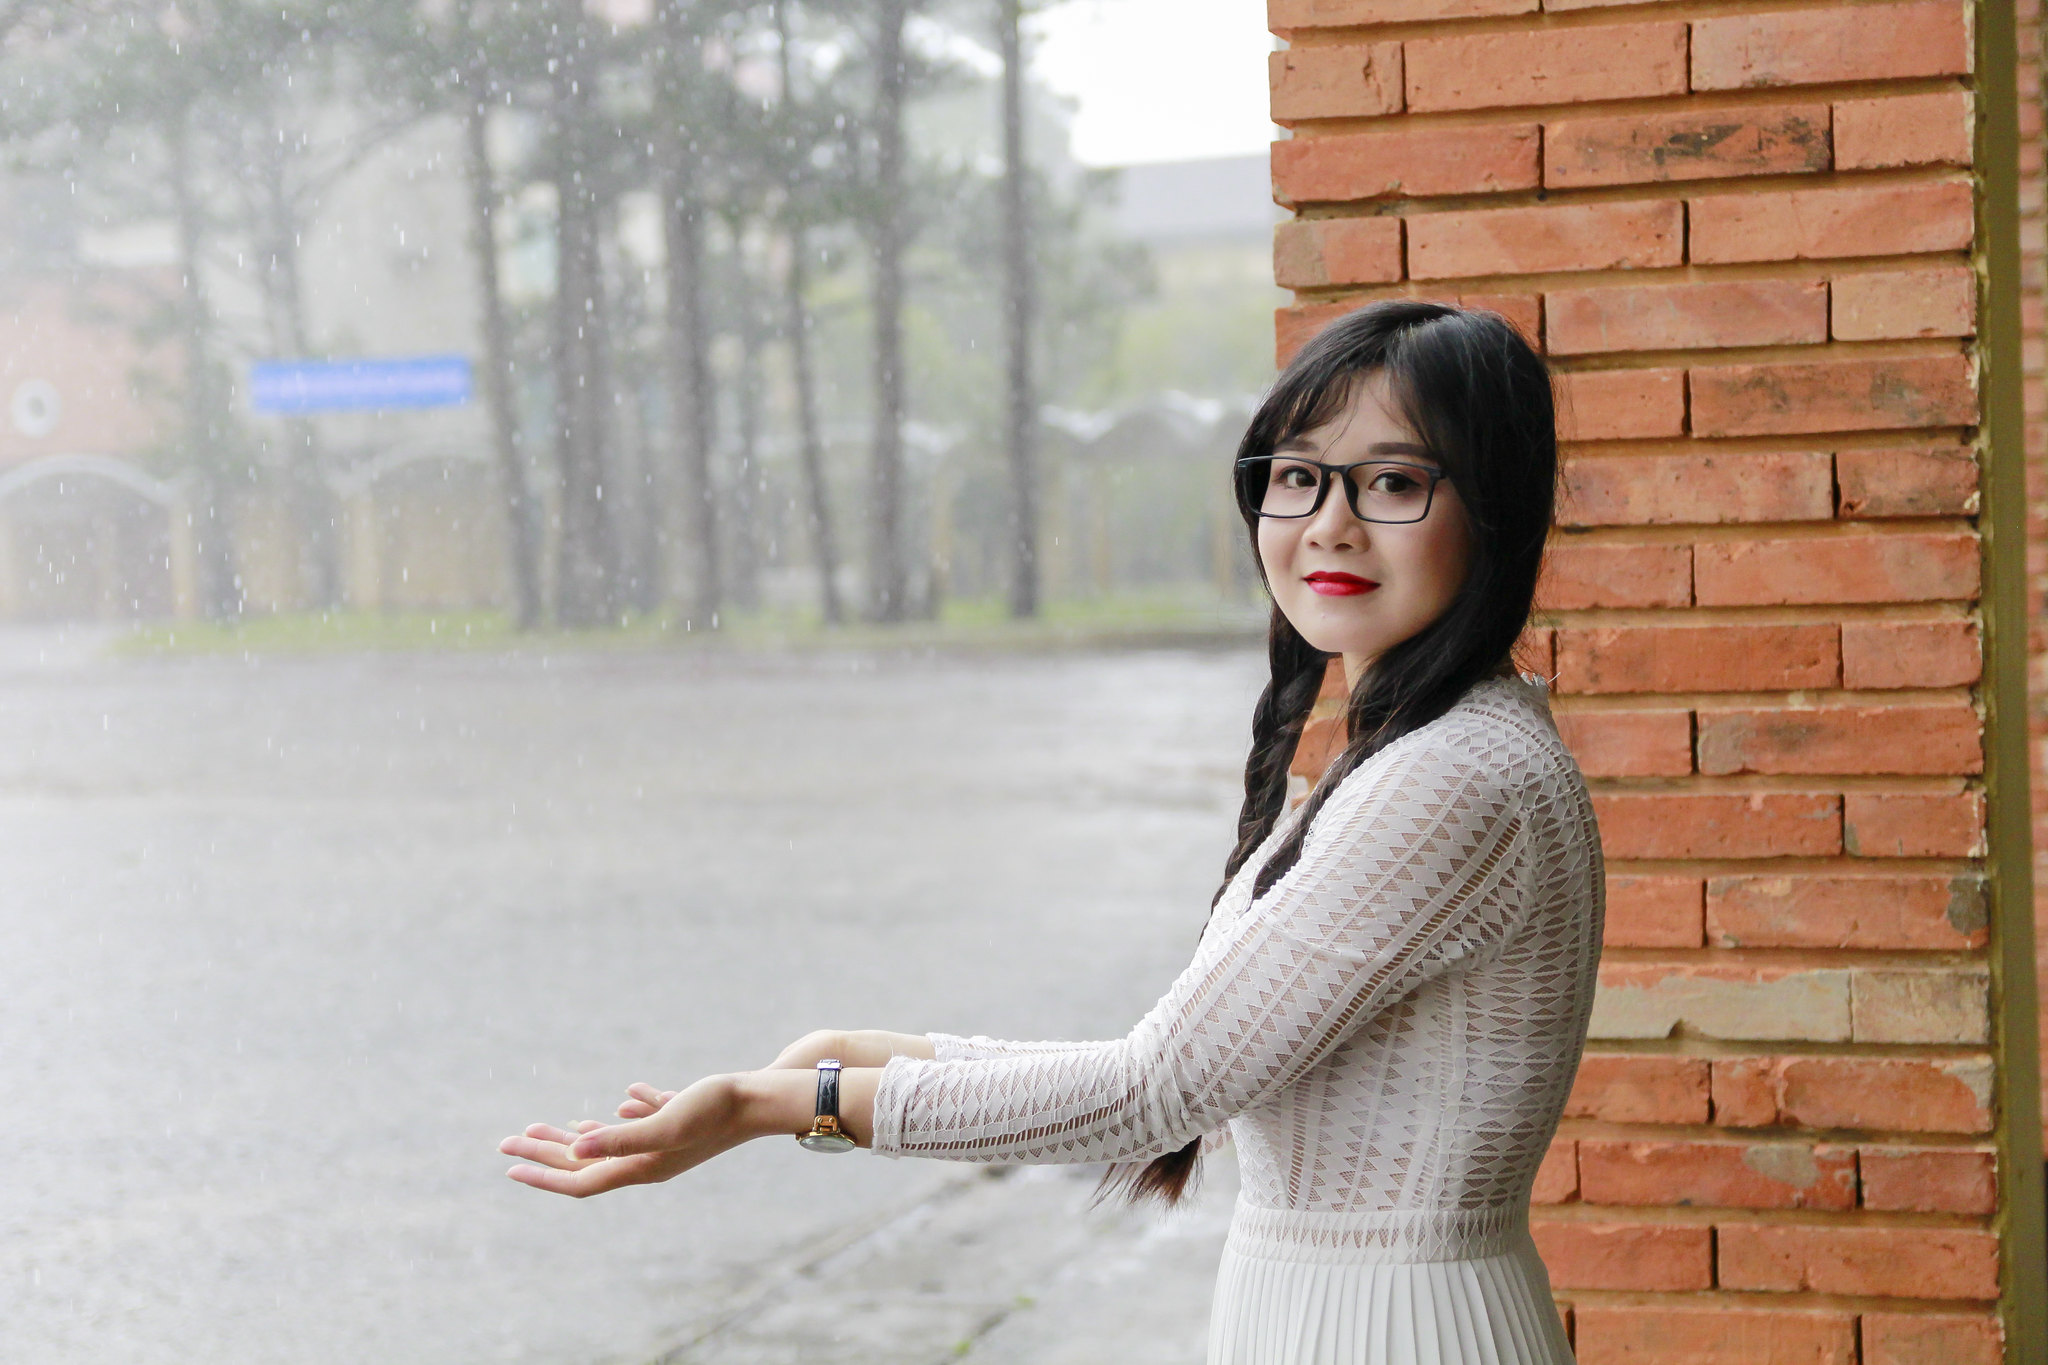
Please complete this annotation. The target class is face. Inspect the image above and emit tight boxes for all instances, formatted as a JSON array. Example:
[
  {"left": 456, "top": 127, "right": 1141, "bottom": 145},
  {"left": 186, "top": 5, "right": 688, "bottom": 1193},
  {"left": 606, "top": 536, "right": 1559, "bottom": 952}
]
[{"left": 1254, "top": 371, "right": 1473, "bottom": 682}]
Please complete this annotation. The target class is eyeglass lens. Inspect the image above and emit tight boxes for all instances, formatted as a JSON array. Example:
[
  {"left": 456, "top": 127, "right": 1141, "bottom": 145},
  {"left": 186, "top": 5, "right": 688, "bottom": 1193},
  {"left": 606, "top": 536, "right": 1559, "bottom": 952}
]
[{"left": 1244, "top": 457, "right": 1436, "bottom": 524}]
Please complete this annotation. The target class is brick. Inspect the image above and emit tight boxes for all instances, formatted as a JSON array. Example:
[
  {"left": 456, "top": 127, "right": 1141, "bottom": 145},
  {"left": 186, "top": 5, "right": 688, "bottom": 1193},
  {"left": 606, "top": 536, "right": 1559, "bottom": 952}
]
[
  {"left": 1578, "top": 1139, "right": 1857, "bottom": 1210},
  {"left": 1832, "top": 266, "right": 1976, "bottom": 341},
  {"left": 1693, "top": 1, "right": 1971, "bottom": 91},
  {"left": 1273, "top": 125, "right": 1541, "bottom": 204},
  {"left": 1717, "top": 1224, "right": 1997, "bottom": 1300},
  {"left": 1693, "top": 534, "right": 1980, "bottom": 605},
  {"left": 1574, "top": 1306, "right": 1857, "bottom": 1365},
  {"left": 1844, "top": 792, "right": 1986, "bottom": 857},
  {"left": 1273, "top": 218, "right": 1403, "bottom": 289},
  {"left": 1695, "top": 702, "right": 1982, "bottom": 776},
  {"left": 1561, "top": 451, "right": 1832, "bottom": 523},
  {"left": 1268, "top": 0, "right": 1535, "bottom": 27},
  {"left": 1554, "top": 368, "right": 1686, "bottom": 441},
  {"left": 1861, "top": 1312, "right": 2003, "bottom": 1365},
  {"left": 1591, "top": 963, "right": 1851, "bottom": 1042},
  {"left": 1711, "top": 1055, "right": 1994, "bottom": 1133},
  {"left": 1604, "top": 874, "right": 1703, "bottom": 948},
  {"left": 1851, "top": 967, "right": 1990, "bottom": 1044},
  {"left": 1556, "top": 623, "right": 1839, "bottom": 693},
  {"left": 1711, "top": 1057, "right": 1782, "bottom": 1127},
  {"left": 1707, "top": 874, "right": 1989, "bottom": 950},
  {"left": 1554, "top": 709, "right": 1692, "bottom": 777},
  {"left": 1689, "top": 355, "right": 1978, "bottom": 437},
  {"left": 1532, "top": 1139, "right": 1578, "bottom": 1203},
  {"left": 1406, "top": 23, "right": 1687, "bottom": 113},
  {"left": 1836, "top": 448, "right": 1979, "bottom": 517},
  {"left": 1550, "top": 280, "right": 1828, "bottom": 356},
  {"left": 1545, "top": 104, "right": 1831, "bottom": 189},
  {"left": 1835, "top": 91, "right": 1974, "bottom": 170},
  {"left": 1859, "top": 1148, "right": 1997, "bottom": 1214},
  {"left": 1565, "top": 1054, "right": 1711, "bottom": 1124},
  {"left": 1530, "top": 1220, "right": 1712, "bottom": 1291},
  {"left": 1594, "top": 793, "right": 1841, "bottom": 859},
  {"left": 1536, "top": 542, "right": 1690, "bottom": 608},
  {"left": 1274, "top": 291, "right": 1543, "bottom": 367},
  {"left": 1447, "top": 292, "right": 1543, "bottom": 345},
  {"left": 1841, "top": 619, "right": 1981, "bottom": 688},
  {"left": 1410, "top": 200, "right": 1682, "bottom": 280},
  {"left": 1689, "top": 181, "right": 1975, "bottom": 263},
  {"left": 1269, "top": 44, "right": 1402, "bottom": 124}
]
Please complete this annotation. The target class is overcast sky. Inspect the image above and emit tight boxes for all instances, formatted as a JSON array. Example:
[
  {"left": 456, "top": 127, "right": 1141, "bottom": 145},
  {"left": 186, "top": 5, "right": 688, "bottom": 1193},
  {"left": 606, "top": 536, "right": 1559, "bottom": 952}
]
[{"left": 1030, "top": 0, "right": 1277, "bottom": 168}]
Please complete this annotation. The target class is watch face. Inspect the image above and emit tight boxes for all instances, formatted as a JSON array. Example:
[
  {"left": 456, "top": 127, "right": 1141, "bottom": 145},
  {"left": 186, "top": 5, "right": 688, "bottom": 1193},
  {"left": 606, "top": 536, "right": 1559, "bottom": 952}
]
[{"left": 798, "top": 1131, "right": 858, "bottom": 1154}]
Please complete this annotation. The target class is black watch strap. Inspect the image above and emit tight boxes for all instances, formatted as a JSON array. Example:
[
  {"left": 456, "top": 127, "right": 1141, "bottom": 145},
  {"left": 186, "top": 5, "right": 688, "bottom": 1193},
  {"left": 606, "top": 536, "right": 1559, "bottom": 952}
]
[{"left": 815, "top": 1059, "right": 843, "bottom": 1124}]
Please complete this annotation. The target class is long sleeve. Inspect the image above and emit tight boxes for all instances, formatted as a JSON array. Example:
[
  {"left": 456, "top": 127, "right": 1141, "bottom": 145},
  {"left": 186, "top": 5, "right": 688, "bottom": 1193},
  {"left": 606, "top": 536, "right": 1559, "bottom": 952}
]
[
  {"left": 929, "top": 1033, "right": 1113, "bottom": 1062},
  {"left": 870, "top": 731, "right": 1540, "bottom": 1165}
]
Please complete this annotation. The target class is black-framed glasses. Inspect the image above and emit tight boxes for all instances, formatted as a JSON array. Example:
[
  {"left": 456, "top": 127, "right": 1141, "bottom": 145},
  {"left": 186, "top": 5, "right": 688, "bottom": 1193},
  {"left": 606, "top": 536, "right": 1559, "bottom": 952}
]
[{"left": 1234, "top": 456, "right": 1448, "bottom": 525}]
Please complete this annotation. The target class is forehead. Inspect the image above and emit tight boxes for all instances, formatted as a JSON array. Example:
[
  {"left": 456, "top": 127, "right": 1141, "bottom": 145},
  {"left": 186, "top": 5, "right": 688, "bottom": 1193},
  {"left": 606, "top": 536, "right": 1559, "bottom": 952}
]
[{"left": 1283, "top": 371, "right": 1425, "bottom": 458}]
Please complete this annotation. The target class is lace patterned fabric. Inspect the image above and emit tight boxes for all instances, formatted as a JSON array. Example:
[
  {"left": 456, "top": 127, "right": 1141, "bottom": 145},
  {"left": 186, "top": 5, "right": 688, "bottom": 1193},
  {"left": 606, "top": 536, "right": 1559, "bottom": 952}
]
[{"left": 871, "top": 675, "right": 1603, "bottom": 1276}]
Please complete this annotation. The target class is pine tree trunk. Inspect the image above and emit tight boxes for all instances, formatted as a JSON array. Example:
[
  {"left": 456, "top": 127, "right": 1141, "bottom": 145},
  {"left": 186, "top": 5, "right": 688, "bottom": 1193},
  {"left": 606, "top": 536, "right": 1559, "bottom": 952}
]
[
  {"left": 772, "top": 1, "right": 843, "bottom": 626},
  {"left": 784, "top": 230, "right": 843, "bottom": 625},
  {"left": 998, "top": 0, "right": 1039, "bottom": 618},
  {"left": 866, "top": 0, "right": 910, "bottom": 622},
  {"left": 549, "top": 31, "right": 620, "bottom": 627},
  {"left": 729, "top": 231, "right": 765, "bottom": 613},
  {"left": 168, "top": 111, "right": 241, "bottom": 621},
  {"left": 461, "top": 76, "right": 542, "bottom": 629},
  {"left": 254, "top": 132, "right": 340, "bottom": 611}
]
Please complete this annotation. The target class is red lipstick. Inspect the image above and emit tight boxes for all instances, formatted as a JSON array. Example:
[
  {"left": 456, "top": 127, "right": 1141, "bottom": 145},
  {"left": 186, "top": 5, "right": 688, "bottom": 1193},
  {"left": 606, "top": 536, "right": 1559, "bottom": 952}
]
[{"left": 1304, "top": 571, "right": 1378, "bottom": 597}]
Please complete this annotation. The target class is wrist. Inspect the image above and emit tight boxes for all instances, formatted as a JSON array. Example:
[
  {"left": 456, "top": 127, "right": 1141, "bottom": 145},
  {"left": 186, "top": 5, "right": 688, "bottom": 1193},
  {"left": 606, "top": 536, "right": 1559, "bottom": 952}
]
[{"left": 731, "top": 1068, "right": 814, "bottom": 1140}]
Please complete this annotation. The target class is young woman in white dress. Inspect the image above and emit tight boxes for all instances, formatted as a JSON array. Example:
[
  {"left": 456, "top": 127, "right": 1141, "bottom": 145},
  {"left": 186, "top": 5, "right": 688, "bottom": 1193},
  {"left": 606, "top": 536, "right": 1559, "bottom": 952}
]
[{"left": 502, "top": 300, "right": 1602, "bottom": 1365}]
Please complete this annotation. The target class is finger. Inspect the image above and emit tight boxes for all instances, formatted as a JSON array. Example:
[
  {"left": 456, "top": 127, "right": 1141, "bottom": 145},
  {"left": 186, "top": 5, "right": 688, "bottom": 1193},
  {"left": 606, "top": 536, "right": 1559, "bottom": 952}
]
[
  {"left": 575, "top": 1120, "right": 606, "bottom": 1133},
  {"left": 507, "top": 1151, "right": 662, "bottom": 1198},
  {"left": 625, "top": 1082, "right": 664, "bottom": 1104},
  {"left": 617, "top": 1101, "right": 657, "bottom": 1119},
  {"left": 570, "top": 1114, "right": 669, "bottom": 1161},
  {"left": 499, "top": 1134, "right": 593, "bottom": 1171},
  {"left": 525, "top": 1123, "right": 579, "bottom": 1145}
]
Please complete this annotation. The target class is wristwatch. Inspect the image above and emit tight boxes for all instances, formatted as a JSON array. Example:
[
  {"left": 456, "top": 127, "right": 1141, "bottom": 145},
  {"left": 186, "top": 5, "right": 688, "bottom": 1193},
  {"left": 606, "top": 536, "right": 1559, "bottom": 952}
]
[{"left": 798, "top": 1059, "right": 858, "bottom": 1153}]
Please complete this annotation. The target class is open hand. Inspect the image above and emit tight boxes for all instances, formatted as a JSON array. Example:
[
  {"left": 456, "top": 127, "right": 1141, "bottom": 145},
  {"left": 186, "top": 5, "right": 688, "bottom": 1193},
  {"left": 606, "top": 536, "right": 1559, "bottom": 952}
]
[{"left": 500, "top": 1075, "right": 744, "bottom": 1198}]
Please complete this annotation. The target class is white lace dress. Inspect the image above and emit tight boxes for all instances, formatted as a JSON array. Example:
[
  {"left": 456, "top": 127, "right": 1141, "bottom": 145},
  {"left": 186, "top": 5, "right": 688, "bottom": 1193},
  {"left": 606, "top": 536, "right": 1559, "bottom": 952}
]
[{"left": 870, "top": 675, "right": 1603, "bottom": 1365}]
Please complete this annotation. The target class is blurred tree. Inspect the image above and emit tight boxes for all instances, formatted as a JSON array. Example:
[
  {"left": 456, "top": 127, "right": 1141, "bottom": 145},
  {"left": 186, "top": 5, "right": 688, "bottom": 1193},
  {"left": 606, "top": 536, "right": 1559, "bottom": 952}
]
[
  {"left": 769, "top": 0, "right": 849, "bottom": 624},
  {"left": 651, "top": 0, "right": 725, "bottom": 628},
  {"left": 860, "top": 0, "right": 912, "bottom": 621},
  {"left": 544, "top": 0, "right": 624, "bottom": 626},
  {"left": 996, "top": 0, "right": 1036, "bottom": 619}
]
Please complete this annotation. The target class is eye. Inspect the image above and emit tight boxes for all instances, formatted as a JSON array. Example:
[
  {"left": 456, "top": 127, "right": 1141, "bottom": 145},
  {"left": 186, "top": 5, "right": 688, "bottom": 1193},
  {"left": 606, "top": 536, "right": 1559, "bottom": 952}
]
[
  {"left": 1272, "top": 461, "right": 1321, "bottom": 490},
  {"left": 1367, "top": 468, "right": 1422, "bottom": 495}
]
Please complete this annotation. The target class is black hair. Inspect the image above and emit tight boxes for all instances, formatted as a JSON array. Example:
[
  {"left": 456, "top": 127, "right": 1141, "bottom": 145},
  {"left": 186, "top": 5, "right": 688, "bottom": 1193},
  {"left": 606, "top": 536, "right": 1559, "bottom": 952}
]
[{"left": 1099, "top": 299, "right": 1558, "bottom": 1208}]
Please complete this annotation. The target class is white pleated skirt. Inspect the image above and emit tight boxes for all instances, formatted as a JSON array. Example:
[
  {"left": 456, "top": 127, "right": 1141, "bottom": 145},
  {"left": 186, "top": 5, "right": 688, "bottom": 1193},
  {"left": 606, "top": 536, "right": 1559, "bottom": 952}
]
[{"left": 1206, "top": 1231, "right": 1575, "bottom": 1365}]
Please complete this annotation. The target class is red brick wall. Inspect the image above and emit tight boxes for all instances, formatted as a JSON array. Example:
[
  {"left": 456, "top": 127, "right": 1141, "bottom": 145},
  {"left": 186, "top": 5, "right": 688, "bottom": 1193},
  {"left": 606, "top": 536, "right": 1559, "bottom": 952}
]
[{"left": 1269, "top": 1, "right": 2032, "bottom": 1357}]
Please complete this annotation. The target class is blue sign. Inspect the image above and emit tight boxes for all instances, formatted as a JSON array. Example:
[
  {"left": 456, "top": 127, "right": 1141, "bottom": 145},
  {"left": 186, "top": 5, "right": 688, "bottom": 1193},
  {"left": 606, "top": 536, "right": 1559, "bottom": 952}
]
[{"left": 249, "top": 355, "right": 472, "bottom": 415}]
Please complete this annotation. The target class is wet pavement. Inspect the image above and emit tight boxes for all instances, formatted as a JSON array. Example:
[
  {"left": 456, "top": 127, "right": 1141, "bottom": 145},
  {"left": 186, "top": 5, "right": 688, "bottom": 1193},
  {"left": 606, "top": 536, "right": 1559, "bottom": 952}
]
[{"left": 1, "top": 630, "right": 1263, "bottom": 1364}]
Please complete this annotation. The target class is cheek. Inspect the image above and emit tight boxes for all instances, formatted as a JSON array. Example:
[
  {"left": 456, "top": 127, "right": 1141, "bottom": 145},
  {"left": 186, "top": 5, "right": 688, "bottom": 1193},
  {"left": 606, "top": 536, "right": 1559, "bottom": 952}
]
[{"left": 1256, "top": 520, "right": 1297, "bottom": 581}]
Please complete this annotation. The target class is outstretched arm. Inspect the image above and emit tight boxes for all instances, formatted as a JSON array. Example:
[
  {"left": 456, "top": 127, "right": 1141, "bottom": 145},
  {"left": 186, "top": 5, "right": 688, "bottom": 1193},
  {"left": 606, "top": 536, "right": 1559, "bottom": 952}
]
[{"left": 500, "top": 1067, "right": 891, "bottom": 1198}]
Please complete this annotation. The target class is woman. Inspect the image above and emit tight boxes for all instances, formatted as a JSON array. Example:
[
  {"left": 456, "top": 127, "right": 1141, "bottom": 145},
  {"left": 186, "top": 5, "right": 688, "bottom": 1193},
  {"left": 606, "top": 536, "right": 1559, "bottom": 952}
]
[{"left": 501, "top": 300, "right": 1602, "bottom": 1365}]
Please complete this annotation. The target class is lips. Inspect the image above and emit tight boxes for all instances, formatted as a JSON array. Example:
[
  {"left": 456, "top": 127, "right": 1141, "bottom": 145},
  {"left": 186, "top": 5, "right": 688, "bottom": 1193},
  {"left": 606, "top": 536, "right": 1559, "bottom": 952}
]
[{"left": 1304, "top": 571, "right": 1379, "bottom": 597}]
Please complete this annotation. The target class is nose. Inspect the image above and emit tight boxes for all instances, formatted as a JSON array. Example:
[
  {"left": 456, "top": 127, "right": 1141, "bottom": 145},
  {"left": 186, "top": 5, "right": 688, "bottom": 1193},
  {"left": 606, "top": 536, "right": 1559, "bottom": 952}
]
[{"left": 1304, "top": 471, "right": 1370, "bottom": 552}]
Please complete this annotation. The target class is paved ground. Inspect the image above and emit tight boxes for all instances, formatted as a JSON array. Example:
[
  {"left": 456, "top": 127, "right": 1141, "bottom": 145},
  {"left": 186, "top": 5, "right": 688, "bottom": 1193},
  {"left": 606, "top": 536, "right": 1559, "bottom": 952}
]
[{"left": 1, "top": 629, "right": 1262, "bottom": 1364}]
